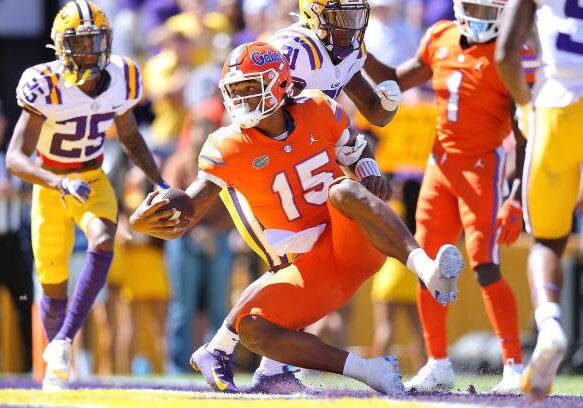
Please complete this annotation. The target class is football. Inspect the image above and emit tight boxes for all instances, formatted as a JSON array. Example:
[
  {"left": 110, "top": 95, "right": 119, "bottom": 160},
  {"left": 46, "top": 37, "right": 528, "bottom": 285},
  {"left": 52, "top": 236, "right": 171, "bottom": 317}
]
[{"left": 151, "top": 188, "right": 194, "bottom": 222}]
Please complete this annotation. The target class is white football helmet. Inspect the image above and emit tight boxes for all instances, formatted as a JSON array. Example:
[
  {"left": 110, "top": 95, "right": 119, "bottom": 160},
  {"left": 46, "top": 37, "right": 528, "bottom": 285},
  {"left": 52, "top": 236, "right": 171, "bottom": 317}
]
[{"left": 453, "top": 0, "right": 506, "bottom": 43}]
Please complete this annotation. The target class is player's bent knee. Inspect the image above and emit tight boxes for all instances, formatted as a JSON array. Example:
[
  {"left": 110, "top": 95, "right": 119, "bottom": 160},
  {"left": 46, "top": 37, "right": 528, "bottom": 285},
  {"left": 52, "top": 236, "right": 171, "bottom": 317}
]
[
  {"left": 474, "top": 263, "right": 501, "bottom": 287},
  {"left": 329, "top": 179, "right": 362, "bottom": 210},
  {"left": 239, "top": 315, "right": 281, "bottom": 354}
]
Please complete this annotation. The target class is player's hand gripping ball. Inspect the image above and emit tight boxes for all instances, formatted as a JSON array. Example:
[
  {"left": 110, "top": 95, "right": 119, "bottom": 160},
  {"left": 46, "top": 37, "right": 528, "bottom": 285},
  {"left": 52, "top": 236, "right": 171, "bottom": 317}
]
[{"left": 130, "top": 188, "right": 194, "bottom": 237}]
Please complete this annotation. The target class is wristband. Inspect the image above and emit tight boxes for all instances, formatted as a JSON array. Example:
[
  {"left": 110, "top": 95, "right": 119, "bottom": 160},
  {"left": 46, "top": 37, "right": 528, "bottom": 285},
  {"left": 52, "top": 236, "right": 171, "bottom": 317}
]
[
  {"left": 355, "top": 158, "right": 381, "bottom": 180},
  {"left": 156, "top": 180, "right": 170, "bottom": 190}
]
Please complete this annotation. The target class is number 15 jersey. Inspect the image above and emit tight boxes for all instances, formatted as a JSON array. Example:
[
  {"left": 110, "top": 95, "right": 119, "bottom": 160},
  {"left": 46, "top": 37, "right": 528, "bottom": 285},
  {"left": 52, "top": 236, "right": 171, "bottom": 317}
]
[
  {"left": 198, "top": 91, "right": 350, "bottom": 234},
  {"left": 15, "top": 55, "right": 142, "bottom": 166}
]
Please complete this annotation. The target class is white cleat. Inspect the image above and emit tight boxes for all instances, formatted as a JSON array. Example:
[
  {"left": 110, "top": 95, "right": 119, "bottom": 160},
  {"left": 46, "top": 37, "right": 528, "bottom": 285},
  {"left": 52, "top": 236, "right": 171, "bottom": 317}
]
[
  {"left": 42, "top": 338, "right": 72, "bottom": 392},
  {"left": 405, "top": 358, "right": 455, "bottom": 393},
  {"left": 366, "top": 356, "right": 406, "bottom": 395},
  {"left": 521, "top": 319, "right": 567, "bottom": 401},
  {"left": 491, "top": 358, "right": 524, "bottom": 394},
  {"left": 422, "top": 245, "right": 464, "bottom": 306}
]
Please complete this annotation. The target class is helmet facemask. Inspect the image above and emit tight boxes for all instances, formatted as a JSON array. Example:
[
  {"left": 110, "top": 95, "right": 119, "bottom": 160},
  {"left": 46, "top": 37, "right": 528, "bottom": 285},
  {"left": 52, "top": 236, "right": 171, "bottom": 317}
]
[
  {"left": 320, "top": 1, "right": 369, "bottom": 59},
  {"left": 53, "top": 26, "right": 112, "bottom": 86},
  {"left": 454, "top": 0, "right": 505, "bottom": 43},
  {"left": 219, "top": 69, "right": 283, "bottom": 129}
]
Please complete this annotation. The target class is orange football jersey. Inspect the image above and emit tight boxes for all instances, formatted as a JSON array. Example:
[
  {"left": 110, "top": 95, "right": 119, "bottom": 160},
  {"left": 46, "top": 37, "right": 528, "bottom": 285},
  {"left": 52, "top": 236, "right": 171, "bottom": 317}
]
[
  {"left": 198, "top": 91, "right": 349, "bottom": 232},
  {"left": 419, "top": 21, "right": 535, "bottom": 157}
]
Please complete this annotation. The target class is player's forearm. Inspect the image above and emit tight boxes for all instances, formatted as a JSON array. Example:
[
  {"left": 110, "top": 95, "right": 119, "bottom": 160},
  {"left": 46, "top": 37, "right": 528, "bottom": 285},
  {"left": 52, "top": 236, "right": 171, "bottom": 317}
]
[
  {"left": 359, "top": 98, "right": 397, "bottom": 127},
  {"left": 6, "top": 152, "right": 61, "bottom": 190},
  {"left": 495, "top": 0, "right": 535, "bottom": 106},
  {"left": 363, "top": 53, "right": 397, "bottom": 84},
  {"left": 496, "top": 56, "right": 532, "bottom": 106},
  {"left": 119, "top": 132, "right": 163, "bottom": 184}
]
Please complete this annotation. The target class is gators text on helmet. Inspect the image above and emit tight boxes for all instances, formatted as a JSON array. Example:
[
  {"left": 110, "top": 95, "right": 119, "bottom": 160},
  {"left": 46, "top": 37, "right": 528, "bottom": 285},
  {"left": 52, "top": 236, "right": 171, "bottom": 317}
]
[
  {"left": 50, "top": 0, "right": 112, "bottom": 86},
  {"left": 219, "top": 42, "right": 294, "bottom": 129}
]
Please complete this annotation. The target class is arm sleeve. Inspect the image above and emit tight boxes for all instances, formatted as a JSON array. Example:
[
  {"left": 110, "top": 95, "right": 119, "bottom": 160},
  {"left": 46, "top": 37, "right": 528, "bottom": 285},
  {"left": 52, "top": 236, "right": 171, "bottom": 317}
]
[
  {"left": 197, "top": 132, "right": 229, "bottom": 188},
  {"left": 15, "top": 67, "right": 52, "bottom": 117},
  {"left": 117, "top": 56, "right": 144, "bottom": 115}
]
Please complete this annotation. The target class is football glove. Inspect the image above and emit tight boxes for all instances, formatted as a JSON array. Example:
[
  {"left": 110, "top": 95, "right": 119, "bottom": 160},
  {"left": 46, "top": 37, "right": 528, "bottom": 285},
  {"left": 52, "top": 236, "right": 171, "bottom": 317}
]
[
  {"left": 375, "top": 80, "right": 402, "bottom": 112},
  {"left": 59, "top": 177, "right": 91, "bottom": 204},
  {"left": 495, "top": 198, "right": 523, "bottom": 245}
]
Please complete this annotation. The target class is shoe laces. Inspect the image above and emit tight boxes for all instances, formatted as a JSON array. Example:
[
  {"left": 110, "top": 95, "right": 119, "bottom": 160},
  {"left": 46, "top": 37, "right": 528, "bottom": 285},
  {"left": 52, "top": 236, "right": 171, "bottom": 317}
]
[{"left": 211, "top": 350, "right": 235, "bottom": 380}]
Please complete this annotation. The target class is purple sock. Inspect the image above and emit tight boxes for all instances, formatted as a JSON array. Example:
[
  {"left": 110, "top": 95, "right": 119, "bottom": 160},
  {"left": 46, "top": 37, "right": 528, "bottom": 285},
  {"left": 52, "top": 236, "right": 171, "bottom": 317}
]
[
  {"left": 40, "top": 294, "right": 68, "bottom": 341},
  {"left": 55, "top": 248, "right": 113, "bottom": 340}
]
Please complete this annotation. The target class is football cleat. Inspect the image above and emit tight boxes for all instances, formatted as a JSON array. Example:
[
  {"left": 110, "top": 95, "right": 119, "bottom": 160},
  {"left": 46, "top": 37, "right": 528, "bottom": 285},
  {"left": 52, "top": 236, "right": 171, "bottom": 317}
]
[
  {"left": 190, "top": 344, "right": 239, "bottom": 393},
  {"left": 42, "top": 338, "right": 72, "bottom": 392},
  {"left": 365, "top": 356, "right": 406, "bottom": 395},
  {"left": 521, "top": 319, "right": 567, "bottom": 401},
  {"left": 422, "top": 244, "right": 464, "bottom": 306},
  {"left": 491, "top": 358, "right": 524, "bottom": 394},
  {"left": 250, "top": 366, "right": 307, "bottom": 394},
  {"left": 405, "top": 358, "right": 455, "bottom": 393}
]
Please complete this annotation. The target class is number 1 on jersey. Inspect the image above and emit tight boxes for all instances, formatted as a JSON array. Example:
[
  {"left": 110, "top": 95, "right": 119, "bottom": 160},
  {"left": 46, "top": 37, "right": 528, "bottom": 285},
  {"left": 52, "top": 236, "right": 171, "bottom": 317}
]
[{"left": 446, "top": 71, "right": 463, "bottom": 122}]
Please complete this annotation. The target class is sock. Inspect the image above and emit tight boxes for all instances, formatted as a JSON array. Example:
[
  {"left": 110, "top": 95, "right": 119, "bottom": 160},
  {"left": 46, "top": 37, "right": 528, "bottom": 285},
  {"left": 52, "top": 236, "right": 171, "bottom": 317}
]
[
  {"left": 481, "top": 279, "right": 522, "bottom": 363},
  {"left": 256, "top": 356, "right": 288, "bottom": 376},
  {"left": 342, "top": 353, "right": 369, "bottom": 383},
  {"left": 406, "top": 248, "right": 434, "bottom": 281},
  {"left": 207, "top": 320, "right": 239, "bottom": 355},
  {"left": 55, "top": 248, "right": 113, "bottom": 340},
  {"left": 40, "top": 294, "right": 68, "bottom": 342},
  {"left": 417, "top": 285, "right": 449, "bottom": 359},
  {"left": 534, "top": 302, "right": 562, "bottom": 330}
]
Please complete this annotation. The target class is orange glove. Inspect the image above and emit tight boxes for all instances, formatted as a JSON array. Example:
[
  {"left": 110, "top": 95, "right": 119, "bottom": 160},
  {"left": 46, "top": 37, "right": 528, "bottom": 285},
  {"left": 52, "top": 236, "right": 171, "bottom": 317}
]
[{"left": 495, "top": 198, "right": 523, "bottom": 245}]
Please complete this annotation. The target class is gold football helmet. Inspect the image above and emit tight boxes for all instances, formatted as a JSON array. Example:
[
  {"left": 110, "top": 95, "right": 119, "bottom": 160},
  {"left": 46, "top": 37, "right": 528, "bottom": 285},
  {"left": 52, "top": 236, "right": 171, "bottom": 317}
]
[
  {"left": 50, "top": 0, "right": 112, "bottom": 85},
  {"left": 298, "top": 0, "right": 369, "bottom": 59}
]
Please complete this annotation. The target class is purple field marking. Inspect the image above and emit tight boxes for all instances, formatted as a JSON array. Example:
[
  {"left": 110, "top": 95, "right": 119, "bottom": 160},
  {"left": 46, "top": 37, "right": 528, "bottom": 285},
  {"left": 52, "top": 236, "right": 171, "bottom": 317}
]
[{"left": 1, "top": 378, "right": 583, "bottom": 407}]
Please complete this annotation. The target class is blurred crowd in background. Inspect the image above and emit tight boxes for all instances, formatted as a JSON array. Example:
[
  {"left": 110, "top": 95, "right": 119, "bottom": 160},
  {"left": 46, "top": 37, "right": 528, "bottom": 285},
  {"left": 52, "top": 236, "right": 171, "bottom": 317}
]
[{"left": 1, "top": 0, "right": 582, "bottom": 379}]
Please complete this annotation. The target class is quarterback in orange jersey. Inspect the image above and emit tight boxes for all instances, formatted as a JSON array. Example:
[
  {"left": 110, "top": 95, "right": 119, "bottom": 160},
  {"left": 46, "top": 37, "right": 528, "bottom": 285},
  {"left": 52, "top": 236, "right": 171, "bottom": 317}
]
[
  {"left": 130, "top": 41, "right": 464, "bottom": 395},
  {"left": 364, "top": 0, "right": 536, "bottom": 394}
]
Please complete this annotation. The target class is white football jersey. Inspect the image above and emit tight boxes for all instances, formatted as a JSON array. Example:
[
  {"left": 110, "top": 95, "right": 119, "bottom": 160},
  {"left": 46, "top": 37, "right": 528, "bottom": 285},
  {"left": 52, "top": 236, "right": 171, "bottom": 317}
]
[
  {"left": 270, "top": 23, "right": 366, "bottom": 99},
  {"left": 533, "top": 0, "right": 583, "bottom": 107},
  {"left": 16, "top": 55, "right": 142, "bottom": 165}
]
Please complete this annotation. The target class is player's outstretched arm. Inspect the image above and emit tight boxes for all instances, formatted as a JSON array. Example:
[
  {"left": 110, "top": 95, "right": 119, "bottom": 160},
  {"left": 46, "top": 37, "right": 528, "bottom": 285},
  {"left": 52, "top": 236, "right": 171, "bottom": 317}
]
[
  {"left": 495, "top": 0, "right": 536, "bottom": 106},
  {"left": 343, "top": 71, "right": 399, "bottom": 127},
  {"left": 115, "top": 109, "right": 165, "bottom": 186},
  {"left": 130, "top": 178, "right": 221, "bottom": 240},
  {"left": 6, "top": 110, "right": 61, "bottom": 189},
  {"left": 363, "top": 51, "right": 432, "bottom": 93}
]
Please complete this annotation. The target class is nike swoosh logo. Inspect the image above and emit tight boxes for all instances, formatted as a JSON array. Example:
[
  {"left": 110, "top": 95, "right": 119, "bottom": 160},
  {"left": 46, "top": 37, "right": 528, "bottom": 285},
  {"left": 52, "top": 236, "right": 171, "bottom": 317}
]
[
  {"left": 211, "top": 367, "right": 229, "bottom": 391},
  {"left": 49, "top": 368, "right": 69, "bottom": 380}
]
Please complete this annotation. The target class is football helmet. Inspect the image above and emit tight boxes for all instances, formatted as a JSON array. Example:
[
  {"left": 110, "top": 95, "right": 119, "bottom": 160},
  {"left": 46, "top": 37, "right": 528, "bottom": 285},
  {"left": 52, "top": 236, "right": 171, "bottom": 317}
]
[
  {"left": 50, "top": 0, "right": 112, "bottom": 86},
  {"left": 299, "top": 0, "right": 369, "bottom": 59},
  {"left": 453, "top": 0, "right": 506, "bottom": 43},
  {"left": 219, "top": 42, "right": 293, "bottom": 129}
]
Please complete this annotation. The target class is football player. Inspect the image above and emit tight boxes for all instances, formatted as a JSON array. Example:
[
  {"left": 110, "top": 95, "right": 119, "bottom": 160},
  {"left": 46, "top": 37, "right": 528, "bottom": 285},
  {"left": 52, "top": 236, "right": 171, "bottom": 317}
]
[
  {"left": 6, "top": 0, "right": 166, "bottom": 391},
  {"left": 495, "top": 0, "right": 583, "bottom": 400},
  {"left": 363, "top": 0, "right": 537, "bottom": 394},
  {"left": 190, "top": 0, "right": 405, "bottom": 393},
  {"left": 130, "top": 41, "right": 464, "bottom": 396}
]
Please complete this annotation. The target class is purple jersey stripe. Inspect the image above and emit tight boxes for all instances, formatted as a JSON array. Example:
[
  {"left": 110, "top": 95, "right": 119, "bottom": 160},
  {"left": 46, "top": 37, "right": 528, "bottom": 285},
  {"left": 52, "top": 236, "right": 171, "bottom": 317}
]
[
  {"left": 46, "top": 65, "right": 63, "bottom": 104},
  {"left": 227, "top": 187, "right": 276, "bottom": 268},
  {"left": 287, "top": 29, "right": 324, "bottom": 63},
  {"left": 123, "top": 60, "right": 130, "bottom": 100}
]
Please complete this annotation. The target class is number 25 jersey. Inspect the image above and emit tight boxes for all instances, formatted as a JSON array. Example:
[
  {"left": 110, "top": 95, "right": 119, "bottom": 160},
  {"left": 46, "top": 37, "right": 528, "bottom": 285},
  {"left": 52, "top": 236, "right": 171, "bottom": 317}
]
[
  {"left": 15, "top": 55, "right": 142, "bottom": 166},
  {"left": 198, "top": 91, "right": 350, "bottom": 234}
]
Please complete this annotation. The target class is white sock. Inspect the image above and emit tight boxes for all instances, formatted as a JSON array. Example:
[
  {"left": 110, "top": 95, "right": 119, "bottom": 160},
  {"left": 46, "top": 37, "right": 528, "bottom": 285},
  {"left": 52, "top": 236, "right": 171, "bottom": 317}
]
[
  {"left": 256, "top": 356, "right": 288, "bottom": 376},
  {"left": 206, "top": 320, "right": 239, "bottom": 355},
  {"left": 534, "top": 302, "right": 561, "bottom": 331},
  {"left": 342, "top": 353, "right": 369, "bottom": 383},
  {"left": 406, "top": 248, "right": 434, "bottom": 281}
]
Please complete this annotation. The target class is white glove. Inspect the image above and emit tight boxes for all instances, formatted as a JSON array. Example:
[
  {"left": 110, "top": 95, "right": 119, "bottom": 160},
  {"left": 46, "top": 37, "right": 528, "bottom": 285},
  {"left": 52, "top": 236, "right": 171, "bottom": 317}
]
[
  {"left": 375, "top": 80, "right": 402, "bottom": 112},
  {"left": 59, "top": 177, "right": 91, "bottom": 204}
]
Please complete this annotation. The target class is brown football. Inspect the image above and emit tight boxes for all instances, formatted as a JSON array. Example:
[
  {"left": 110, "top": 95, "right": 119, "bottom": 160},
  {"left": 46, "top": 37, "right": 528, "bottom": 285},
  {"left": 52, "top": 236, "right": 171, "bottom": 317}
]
[{"left": 151, "top": 188, "right": 194, "bottom": 221}]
